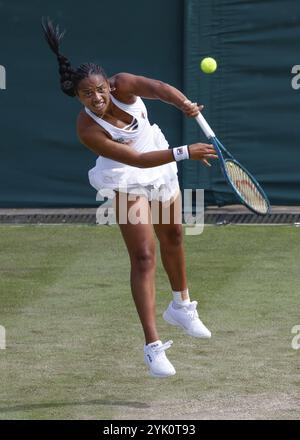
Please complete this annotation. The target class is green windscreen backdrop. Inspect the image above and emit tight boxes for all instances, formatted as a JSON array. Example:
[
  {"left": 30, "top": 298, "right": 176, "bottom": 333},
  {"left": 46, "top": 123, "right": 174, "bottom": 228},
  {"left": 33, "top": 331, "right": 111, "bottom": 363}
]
[
  {"left": 1, "top": 0, "right": 300, "bottom": 207},
  {"left": 0, "top": 0, "right": 183, "bottom": 207}
]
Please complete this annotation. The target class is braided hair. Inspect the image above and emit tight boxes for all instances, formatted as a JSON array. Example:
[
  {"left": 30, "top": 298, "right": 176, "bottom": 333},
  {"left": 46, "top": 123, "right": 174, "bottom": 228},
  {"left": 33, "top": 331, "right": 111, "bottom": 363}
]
[{"left": 41, "top": 17, "right": 107, "bottom": 97}]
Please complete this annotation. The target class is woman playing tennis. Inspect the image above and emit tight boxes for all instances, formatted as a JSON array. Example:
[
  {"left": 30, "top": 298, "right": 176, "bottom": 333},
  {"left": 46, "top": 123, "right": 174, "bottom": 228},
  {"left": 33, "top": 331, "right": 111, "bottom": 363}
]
[{"left": 43, "top": 19, "right": 217, "bottom": 378}]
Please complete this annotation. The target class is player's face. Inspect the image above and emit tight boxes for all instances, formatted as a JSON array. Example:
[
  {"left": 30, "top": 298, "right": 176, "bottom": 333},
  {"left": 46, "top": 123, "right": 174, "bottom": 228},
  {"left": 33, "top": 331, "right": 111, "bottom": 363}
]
[{"left": 76, "top": 74, "right": 110, "bottom": 116}]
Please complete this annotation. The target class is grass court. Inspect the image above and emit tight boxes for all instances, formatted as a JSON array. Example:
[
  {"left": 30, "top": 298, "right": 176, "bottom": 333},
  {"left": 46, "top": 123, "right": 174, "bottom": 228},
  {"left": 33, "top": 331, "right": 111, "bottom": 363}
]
[{"left": 0, "top": 224, "right": 299, "bottom": 419}]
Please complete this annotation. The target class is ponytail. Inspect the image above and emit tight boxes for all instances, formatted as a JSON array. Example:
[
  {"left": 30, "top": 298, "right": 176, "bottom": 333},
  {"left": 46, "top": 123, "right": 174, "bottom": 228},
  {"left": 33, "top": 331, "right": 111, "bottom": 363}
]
[
  {"left": 42, "top": 17, "right": 76, "bottom": 97},
  {"left": 42, "top": 18, "right": 108, "bottom": 97}
]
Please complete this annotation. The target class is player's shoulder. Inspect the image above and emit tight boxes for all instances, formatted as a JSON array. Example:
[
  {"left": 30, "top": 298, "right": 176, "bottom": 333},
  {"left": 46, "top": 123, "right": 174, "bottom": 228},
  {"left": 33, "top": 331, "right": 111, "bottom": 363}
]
[
  {"left": 110, "top": 72, "right": 137, "bottom": 86},
  {"left": 76, "top": 109, "right": 106, "bottom": 142},
  {"left": 110, "top": 72, "right": 139, "bottom": 104}
]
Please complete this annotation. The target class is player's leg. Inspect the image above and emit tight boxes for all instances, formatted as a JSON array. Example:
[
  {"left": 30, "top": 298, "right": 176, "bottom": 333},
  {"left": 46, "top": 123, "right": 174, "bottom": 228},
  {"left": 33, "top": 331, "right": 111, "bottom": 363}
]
[
  {"left": 113, "top": 191, "right": 175, "bottom": 377},
  {"left": 152, "top": 191, "right": 211, "bottom": 339},
  {"left": 152, "top": 190, "right": 188, "bottom": 293},
  {"left": 113, "top": 191, "right": 157, "bottom": 344}
]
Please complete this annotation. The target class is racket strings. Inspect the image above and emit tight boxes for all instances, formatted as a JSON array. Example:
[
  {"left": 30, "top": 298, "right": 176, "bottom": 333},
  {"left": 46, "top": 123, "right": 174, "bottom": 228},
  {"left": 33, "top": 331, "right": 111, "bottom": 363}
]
[{"left": 225, "top": 160, "right": 269, "bottom": 214}]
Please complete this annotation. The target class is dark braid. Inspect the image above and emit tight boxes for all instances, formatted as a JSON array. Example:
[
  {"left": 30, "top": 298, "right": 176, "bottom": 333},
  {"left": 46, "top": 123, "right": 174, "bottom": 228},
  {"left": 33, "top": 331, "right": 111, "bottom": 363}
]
[{"left": 41, "top": 17, "right": 107, "bottom": 97}]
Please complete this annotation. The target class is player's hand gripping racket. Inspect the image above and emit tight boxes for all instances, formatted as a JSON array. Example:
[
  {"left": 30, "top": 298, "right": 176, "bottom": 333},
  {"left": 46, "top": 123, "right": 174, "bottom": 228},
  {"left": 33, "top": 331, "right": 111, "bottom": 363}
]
[{"left": 195, "top": 112, "right": 270, "bottom": 215}]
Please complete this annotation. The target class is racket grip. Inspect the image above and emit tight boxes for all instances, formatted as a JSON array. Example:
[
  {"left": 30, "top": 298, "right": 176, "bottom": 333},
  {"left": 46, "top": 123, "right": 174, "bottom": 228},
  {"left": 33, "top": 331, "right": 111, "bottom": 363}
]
[{"left": 195, "top": 112, "right": 215, "bottom": 139}]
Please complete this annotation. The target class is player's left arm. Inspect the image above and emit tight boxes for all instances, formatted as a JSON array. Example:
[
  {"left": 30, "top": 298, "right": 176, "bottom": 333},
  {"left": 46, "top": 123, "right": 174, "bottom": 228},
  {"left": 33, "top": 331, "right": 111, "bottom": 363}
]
[{"left": 111, "top": 72, "right": 201, "bottom": 117}]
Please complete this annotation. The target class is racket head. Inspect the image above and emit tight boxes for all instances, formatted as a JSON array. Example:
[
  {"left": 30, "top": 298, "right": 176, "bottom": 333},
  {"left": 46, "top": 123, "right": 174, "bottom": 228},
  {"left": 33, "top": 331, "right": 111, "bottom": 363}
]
[{"left": 211, "top": 138, "right": 270, "bottom": 215}]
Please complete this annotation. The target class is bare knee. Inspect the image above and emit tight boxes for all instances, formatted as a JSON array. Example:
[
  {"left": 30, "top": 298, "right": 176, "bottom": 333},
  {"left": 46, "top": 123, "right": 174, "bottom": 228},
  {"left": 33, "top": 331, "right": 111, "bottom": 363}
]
[
  {"left": 159, "top": 225, "right": 183, "bottom": 248},
  {"left": 131, "top": 248, "right": 156, "bottom": 273}
]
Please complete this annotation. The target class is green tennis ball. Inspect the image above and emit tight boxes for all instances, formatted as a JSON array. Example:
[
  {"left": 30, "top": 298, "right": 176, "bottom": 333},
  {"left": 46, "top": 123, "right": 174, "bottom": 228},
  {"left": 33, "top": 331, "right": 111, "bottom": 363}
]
[{"left": 200, "top": 57, "right": 217, "bottom": 74}]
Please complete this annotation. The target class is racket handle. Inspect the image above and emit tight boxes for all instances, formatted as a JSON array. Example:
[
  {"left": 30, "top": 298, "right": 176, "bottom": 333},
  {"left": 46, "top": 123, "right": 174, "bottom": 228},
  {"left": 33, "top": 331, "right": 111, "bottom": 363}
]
[{"left": 195, "top": 112, "right": 215, "bottom": 139}]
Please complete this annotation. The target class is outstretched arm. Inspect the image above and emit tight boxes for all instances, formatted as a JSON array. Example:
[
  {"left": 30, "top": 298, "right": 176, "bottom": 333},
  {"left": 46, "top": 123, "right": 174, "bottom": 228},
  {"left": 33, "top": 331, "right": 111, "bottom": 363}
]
[{"left": 111, "top": 72, "right": 201, "bottom": 117}]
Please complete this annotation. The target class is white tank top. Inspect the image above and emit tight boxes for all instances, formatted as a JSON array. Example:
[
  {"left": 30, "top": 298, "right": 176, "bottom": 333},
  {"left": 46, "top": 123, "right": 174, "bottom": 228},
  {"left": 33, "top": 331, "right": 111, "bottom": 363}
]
[{"left": 86, "top": 94, "right": 178, "bottom": 189}]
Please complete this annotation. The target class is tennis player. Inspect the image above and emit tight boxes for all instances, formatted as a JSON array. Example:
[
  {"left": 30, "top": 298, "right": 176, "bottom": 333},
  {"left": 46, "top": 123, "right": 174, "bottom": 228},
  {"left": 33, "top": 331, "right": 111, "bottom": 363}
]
[{"left": 42, "top": 19, "right": 217, "bottom": 378}]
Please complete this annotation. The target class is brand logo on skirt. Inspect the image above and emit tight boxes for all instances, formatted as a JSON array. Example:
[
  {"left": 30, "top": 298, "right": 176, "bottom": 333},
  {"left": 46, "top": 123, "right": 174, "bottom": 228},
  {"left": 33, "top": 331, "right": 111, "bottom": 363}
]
[{"left": 115, "top": 137, "right": 126, "bottom": 144}]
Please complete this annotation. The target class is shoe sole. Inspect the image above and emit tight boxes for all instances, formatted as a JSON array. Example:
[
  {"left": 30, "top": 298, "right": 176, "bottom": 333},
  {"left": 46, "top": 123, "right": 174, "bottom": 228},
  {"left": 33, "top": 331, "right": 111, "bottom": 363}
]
[
  {"left": 163, "top": 311, "right": 211, "bottom": 338},
  {"left": 149, "top": 370, "right": 176, "bottom": 378}
]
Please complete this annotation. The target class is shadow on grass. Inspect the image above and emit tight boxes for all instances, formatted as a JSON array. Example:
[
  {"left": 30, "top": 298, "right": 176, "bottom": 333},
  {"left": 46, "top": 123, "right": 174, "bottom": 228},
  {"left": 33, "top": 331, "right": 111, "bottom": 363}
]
[{"left": 0, "top": 400, "right": 150, "bottom": 413}]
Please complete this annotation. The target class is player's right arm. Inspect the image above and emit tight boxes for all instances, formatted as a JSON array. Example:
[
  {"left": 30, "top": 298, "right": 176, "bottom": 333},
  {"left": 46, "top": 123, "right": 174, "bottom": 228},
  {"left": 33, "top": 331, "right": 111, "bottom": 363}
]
[{"left": 77, "top": 115, "right": 217, "bottom": 168}]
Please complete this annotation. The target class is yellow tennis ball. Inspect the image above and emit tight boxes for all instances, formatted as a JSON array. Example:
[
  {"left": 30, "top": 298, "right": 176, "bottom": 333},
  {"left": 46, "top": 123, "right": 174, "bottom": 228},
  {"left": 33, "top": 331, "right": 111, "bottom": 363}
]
[{"left": 200, "top": 57, "right": 217, "bottom": 74}]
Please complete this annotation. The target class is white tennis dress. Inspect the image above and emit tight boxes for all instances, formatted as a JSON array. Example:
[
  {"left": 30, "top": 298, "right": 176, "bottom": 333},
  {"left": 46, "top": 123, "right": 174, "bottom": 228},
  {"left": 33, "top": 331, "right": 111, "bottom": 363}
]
[{"left": 86, "top": 94, "right": 179, "bottom": 202}]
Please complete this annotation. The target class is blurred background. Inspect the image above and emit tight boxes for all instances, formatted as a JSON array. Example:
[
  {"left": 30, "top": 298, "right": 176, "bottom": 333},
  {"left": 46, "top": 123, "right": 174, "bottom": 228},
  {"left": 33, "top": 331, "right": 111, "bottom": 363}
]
[{"left": 0, "top": 0, "right": 300, "bottom": 208}]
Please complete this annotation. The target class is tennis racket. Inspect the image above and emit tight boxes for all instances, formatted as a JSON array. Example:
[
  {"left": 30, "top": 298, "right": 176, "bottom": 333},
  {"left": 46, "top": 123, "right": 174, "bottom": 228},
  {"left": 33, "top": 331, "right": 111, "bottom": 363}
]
[{"left": 195, "top": 112, "right": 270, "bottom": 215}]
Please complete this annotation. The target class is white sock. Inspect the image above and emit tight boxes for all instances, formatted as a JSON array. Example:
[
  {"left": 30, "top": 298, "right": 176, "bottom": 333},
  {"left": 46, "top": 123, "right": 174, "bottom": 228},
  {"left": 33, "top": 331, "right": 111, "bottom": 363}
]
[
  {"left": 147, "top": 340, "right": 161, "bottom": 348},
  {"left": 172, "top": 289, "right": 190, "bottom": 307}
]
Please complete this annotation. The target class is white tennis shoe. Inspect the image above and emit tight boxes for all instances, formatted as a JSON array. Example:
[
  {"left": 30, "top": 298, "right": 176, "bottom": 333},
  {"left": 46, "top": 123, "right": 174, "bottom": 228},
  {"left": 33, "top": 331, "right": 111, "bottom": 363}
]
[
  {"left": 163, "top": 301, "right": 211, "bottom": 338},
  {"left": 144, "top": 340, "right": 176, "bottom": 378}
]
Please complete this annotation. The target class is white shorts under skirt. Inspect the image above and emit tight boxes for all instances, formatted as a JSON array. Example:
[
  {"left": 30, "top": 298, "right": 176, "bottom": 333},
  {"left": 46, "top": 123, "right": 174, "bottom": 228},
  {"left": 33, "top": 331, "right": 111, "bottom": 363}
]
[
  {"left": 95, "top": 176, "right": 180, "bottom": 204},
  {"left": 115, "top": 176, "right": 180, "bottom": 203}
]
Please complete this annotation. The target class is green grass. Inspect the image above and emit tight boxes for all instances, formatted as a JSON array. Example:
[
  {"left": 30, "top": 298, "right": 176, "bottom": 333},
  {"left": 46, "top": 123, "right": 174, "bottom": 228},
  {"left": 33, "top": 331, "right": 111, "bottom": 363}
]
[{"left": 0, "top": 224, "right": 299, "bottom": 420}]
